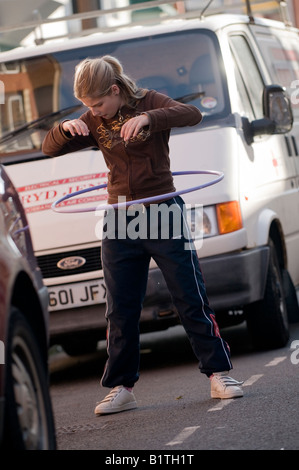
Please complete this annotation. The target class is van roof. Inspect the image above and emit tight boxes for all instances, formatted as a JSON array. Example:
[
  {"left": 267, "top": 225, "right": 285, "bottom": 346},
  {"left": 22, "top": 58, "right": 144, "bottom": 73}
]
[{"left": 0, "top": 13, "right": 297, "bottom": 62}]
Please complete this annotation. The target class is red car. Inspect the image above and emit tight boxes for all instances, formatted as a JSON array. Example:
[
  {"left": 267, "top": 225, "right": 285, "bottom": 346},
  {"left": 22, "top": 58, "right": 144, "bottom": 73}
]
[{"left": 0, "top": 164, "right": 56, "bottom": 450}]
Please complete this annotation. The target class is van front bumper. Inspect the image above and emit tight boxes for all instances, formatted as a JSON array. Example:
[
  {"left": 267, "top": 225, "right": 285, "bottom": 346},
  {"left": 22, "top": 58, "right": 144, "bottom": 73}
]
[
  {"left": 146, "top": 245, "right": 270, "bottom": 311},
  {"left": 199, "top": 245, "right": 270, "bottom": 310}
]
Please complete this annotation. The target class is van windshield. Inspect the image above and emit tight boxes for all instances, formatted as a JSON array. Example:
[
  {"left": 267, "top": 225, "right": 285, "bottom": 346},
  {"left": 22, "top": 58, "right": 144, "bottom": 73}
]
[{"left": 0, "top": 29, "right": 229, "bottom": 160}]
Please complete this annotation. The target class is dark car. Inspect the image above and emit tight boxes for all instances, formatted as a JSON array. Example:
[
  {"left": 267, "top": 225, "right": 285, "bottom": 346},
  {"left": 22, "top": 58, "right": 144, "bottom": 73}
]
[{"left": 0, "top": 164, "right": 56, "bottom": 450}]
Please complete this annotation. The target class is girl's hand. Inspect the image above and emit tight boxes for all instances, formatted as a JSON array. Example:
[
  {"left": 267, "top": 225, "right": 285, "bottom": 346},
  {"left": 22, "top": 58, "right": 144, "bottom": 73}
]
[
  {"left": 62, "top": 119, "right": 90, "bottom": 137},
  {"left": 120, "top": 114, "right": 150, "bottom": 142}
]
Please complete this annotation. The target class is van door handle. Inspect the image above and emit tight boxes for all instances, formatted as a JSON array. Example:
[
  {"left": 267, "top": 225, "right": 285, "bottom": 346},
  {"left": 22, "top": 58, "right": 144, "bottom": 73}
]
[
  {"left": 284, "top": 136, "right": 292, "bottom": 156},
  {"left": 291, "top": 136, "right": 298, "bottom": 156}
]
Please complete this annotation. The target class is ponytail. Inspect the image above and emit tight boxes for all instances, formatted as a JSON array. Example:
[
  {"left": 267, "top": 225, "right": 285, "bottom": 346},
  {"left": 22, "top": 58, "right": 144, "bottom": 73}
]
[{"left": 74, "top": 55, "right": 146, "bottom": 105}]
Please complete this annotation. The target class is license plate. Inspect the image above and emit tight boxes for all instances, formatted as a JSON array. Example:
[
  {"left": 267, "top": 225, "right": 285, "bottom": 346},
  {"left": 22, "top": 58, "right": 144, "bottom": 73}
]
[{"left": 48, "top": 279, "right": 106, "bottom": 311}]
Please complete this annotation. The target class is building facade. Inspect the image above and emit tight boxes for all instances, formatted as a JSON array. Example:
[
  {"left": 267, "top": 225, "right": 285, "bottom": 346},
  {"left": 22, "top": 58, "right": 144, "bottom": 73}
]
[{"left": 0, "top": 1, "right": 298, "bottom": 51}]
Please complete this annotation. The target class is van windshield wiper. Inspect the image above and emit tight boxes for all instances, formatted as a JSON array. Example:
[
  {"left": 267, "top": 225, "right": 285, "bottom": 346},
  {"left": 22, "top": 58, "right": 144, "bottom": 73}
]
[
  {"left": 0, "top": 104, "right": 83, "bottom": 144},
  {"left": 174, "top": 91, "right": 205, "bottom": 104}
]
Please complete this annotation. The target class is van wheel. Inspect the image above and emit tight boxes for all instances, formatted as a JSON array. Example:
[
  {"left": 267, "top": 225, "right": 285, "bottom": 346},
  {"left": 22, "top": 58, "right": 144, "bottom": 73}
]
[
  {"left": 245, "top": 239, "right": 289, "bottom": 350},
  {"left": 282, "top": 269, "right": 299, "bottom": 323},
  {"left": 4, "top": 307, "right": 56, "bottom": 450}
]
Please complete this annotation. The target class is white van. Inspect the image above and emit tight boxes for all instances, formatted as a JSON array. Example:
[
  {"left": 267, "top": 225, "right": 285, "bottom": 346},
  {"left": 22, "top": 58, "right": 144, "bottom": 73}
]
[{"left": 0, "top": 11, "right": 298, "bottom": 354}]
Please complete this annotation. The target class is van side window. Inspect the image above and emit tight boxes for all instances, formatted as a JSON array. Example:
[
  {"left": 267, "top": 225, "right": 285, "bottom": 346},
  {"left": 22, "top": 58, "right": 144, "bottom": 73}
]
[
  {"left": 253, "top": 29, "right": 299, "bottom": 120},
  {"left": 229, "top": 35, "right": 264, "bottom": 120},
  {"left": 231, "top": 50, "right": 255, "bottom": 121}
]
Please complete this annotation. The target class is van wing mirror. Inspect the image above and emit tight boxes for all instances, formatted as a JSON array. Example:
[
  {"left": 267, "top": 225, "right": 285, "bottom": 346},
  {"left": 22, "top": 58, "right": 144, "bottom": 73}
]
[
  {"left": 246, "top": 85, "right": 293, "bottom": 144},
  {"left": 263, "top": 85, "right": 293, "bottom": 134}
]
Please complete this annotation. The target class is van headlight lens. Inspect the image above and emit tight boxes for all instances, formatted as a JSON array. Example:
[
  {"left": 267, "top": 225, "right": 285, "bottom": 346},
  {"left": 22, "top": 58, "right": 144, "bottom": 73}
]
[
  {"left": 187, "top": 205, "right": 218, "bottom": 239},
  {"left": 187, "top": 201, "right": 242, "bottom": 239},
  {"left": 203, "top": 206, "right": 219, "bottom": 237}
]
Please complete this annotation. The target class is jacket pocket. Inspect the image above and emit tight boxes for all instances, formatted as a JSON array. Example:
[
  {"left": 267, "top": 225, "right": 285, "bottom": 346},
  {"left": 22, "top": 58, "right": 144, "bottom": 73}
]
[{"left": 130, "top": 156, "right": 155, "bottom": 192}]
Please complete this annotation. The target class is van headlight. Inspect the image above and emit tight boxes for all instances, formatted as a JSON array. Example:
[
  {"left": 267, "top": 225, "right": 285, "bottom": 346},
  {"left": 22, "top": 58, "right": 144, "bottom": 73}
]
[
  {"left": 186, "top": 205, "right": 218, "bottom": 240},
  {"left": 187, "top": 201, "right": 243, "bottom": 239}
]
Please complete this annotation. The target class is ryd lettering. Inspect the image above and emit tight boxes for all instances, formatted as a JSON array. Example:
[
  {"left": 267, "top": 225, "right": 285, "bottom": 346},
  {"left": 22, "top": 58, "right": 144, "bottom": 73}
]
[{"left": 21, "top": 190, "right": 57, "bottom": 205}]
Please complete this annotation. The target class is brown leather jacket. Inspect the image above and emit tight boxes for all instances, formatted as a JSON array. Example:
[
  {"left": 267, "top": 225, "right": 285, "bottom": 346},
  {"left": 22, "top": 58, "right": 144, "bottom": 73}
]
[{"left": 42, "top": 90, "right": 202, "bottom": 204}]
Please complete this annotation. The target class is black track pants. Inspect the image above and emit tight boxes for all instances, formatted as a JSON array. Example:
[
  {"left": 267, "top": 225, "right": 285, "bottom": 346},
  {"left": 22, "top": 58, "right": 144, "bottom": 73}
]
[{"left": 100, "top": 197, "right": 232, "bottom": 388}]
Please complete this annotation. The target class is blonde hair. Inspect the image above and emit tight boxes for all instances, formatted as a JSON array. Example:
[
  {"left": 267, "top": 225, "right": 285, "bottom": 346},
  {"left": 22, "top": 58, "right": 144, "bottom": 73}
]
[{"left": 74, "top": 55, "right": 146, "bottom": 105}]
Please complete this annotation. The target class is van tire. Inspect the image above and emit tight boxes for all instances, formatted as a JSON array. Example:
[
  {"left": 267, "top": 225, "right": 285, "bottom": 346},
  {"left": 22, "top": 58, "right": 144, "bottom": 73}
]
[
  {"left": 282, "top": 269, "right": 299, "bottom": 323},
  {"left": 245, "top": 239, "right": 289, "bottom": 350}
]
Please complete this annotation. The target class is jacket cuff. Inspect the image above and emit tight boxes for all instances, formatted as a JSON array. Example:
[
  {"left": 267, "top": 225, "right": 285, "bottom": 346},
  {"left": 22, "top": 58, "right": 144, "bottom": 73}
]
[{"left": 59, "top": 121, "right": 73, "bottom": 140}]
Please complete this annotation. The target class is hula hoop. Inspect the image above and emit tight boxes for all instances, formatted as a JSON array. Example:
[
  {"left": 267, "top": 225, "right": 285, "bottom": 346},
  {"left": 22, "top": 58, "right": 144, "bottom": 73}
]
[{"left": 51, "top": 170, "right": 224, "bottom": 214}]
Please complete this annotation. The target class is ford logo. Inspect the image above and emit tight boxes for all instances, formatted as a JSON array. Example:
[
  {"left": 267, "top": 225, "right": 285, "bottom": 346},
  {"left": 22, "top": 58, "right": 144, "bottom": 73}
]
[{"left": 57, "top": 256, "right": 86, "bottom": 270}]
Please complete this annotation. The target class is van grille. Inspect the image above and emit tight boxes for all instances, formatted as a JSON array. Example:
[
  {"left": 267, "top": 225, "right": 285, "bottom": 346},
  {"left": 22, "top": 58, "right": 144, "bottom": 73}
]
[{"left": 37, "top": 246, "right": 102, "bottom": 279}]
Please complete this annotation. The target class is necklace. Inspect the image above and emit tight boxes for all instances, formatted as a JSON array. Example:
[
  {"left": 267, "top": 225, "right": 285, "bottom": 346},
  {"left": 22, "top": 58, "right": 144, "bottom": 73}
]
[{"left": 118, "top": 109, "right": 124, "bottom": 123}]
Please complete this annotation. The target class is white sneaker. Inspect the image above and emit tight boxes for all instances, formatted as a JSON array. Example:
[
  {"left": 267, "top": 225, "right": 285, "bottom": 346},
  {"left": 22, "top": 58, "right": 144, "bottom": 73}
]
[
  {"left": 94, "top": 386, "right": 137, "bottom": 415},
  {"left": 210, "top": 372, "right": 244, "bottom": 399}
]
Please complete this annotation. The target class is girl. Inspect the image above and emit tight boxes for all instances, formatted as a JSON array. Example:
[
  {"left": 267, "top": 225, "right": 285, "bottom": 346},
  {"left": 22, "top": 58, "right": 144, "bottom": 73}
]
[{"left": 43, "top": 55, "right": 243, "bottom": 415}]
